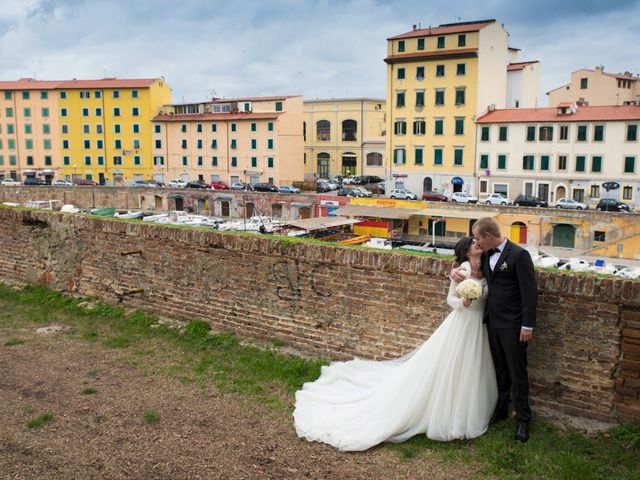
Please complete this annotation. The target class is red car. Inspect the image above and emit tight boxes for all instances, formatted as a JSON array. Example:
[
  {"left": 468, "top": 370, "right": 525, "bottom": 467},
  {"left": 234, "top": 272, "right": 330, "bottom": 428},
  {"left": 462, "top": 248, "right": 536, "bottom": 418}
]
[
  {"left": 75, "top": 179, "right": 99, "bottom": 186},
  {"left": 209, "top": 181, "right": 230, "bottom": 190},
  {"left": 422, "top": 191, "right": 448, "bottom": 202}
]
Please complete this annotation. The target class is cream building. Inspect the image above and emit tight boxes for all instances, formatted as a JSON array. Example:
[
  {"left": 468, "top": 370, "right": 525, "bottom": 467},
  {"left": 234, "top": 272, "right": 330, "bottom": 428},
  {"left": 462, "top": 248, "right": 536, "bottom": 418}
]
[
  {"left": 384, "top": 19, "right": 539, "bottom": 197},
  {"left": 303, "top": 98, "right": 386, "bottom": 180},
  {"left": 152, "top": 96, "right": 304, "bottom": 186},
  {"left": 548, "top": 66, "right": 640, "bottom": 107},
  {"left": 475, "top": 103, "right": 640, "bottom": 208}
]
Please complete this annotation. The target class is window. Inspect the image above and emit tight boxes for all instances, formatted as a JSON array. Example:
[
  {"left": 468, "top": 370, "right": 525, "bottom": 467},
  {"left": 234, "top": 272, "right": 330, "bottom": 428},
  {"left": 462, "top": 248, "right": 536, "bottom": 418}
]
[
  {"left": 577, "top": 125, "right": 587, "bottom": 141},
  {"left": 417, "top": 38, "right": 425, "bottom": 50},
  {"left": 558, "top": 155, "right": 567, "bottom": 170},
  {"left": 9, "top": 155, "right": 16, "bottom": 165},
  {"left": 414, "top": 147, "right": 423, "bottom": 165},
  {"left": 436, "top": 64, "right": 445, "bottom": 77},
  {"left": 22, "top": 91, "right": 29, "bottom": 100},
  {"left": 84, "top": 155, "right": 91, "bottom": 166},
  {"left": 112, "top": 90, "right": 120, "bottom": 98},
  {"left": 25, "top": 124, "right": 32, "bottom": 134},
  {"left": 81, "top": 107, "right": 89, "bottom": 117},
  {"left": 113, "top": 156, "right": 122, "bottom": 165},
  {"left": 181, "top": 124, "right": 187, "bottom": 133},
  {"left": 268, "top": 157, "right": 274, "bottom": 168},
  {"left": 23, "top": 107, "right": 31, "bottom": 117},
  {"left": 94, "top": 91, "right": 101, "bottom": 99},
  {"left": 456, "top": 63, "right": 466, "bottom": 76},
  {"left": 25, "top": 139, "right": 35, "bottom": 151},
  {"left": 454, "top": 117, "right": 464, "bottom": 135},
  {"left": 132, "top": 107, "right": 139, "bottom": 116},
  {"left": 251, "top": 157, "right": 257, "bottom": 168},
  {"left": 211, "top": 123, "right": 217, "bottom": 132},
  {"left": 590, "top": 185, "right": 600, "bottom": 199},
  {"left": 63, "top": 156, "right": 70, "bottom": 165},
  {"left": 231, "top": 123, "right": 237, "bottom": 132},
  {"left": 623, "top": 186, "right": 633, "bottom": 200},
  {"left": 83, "top": 139, "right": 91, "bottom": 149},
  {"left": 435, "top": 89, "right": 444, "bottom": 105},
  {"left": 594, "top": 230, "right": 605, "bottom": 242},
  {"left": 437, "top": 36, "right": 445, "bottom": 48},
  {"left": 396, "top": 91, "right": 405, "bottom": 107},
  {"left": 251, "top": 122, "right": 257, "bottom": 132},
  {"left": 454, "top": 148, "right": 463, "bottom": 166},
  {"left": 455, "top": 88, "right": 465, "bottom": 105},
  {"left": 366, "top": 152, "right": 383, "bottom": 166},
  {"left": 195, "top": 123, "right": 202, "bottom": 133},
  {"left": 154, "top": 124, "right": 161, "bottom": 133},
  {"left": 267, "top": 122, "right": 273, "bottom": 132},
  {"left": 497, "top": 155, "right": 507, "bottom": 169},
  {"left": 591, "top": 156, "right": 602, "bottom": 173},
  {"left": 97, "top": 139, "right": 103, "bottom": 149},
  {"left": 3, "top": 91, "right": 11, "bottom": 100},
  {"left": 580, "top": 78, "right": 588, "bottom": 89},
  {"left": 113, "top": 107, "right": 120, "bottom": 117},
  {"left": 393, "top": 147, "right": 406, "bottom": 164},
  {"left": 434, "top": 118, "right": 443, "bottom": 135},
  {"left": 62, "top": 139, "right": 69, "bottom": 149},
  {"left": 80, "top": 90, "right": 90, "bottom": 99},
  {"left": 540, "top": 155, "right": 550, "bottom": 170},
  {"left": 42, "top": 107, "right": 49, "bottom": 117},
  {"left": 433, "top": 148, "right": 443, "bottom": 165},
  {"left": 523, "top": 155, "right": 534, "bottom": 170},
  {"left": 231, "top": 157, "right": 237, "bottom": 167},
  {"left": 197, "top": 156, "right": 203, "bottom": 166},
  {"left": 458, "top": 34, "right": 466, "bottom": 46},
  {"left": 133, "top": 139, "right": 140, "bottom": 149},
  {"left": 480, "top": 180, "right": 488, "bottom": 193},
  {"left": 593, "top": 125, "right": 604, "bottom": 141},
  {"left": 114, "top": 124, "right": 121, "bottom": 133},
  {"left": 230, "top": 139, "right": 237, "bottom": 149},
  {"left": 480, "top": 154, "right": 489, "bottom": 169},
  {"left": 197, "top": 139, "right": 203, "bottom": 149},
  {"left": 539, "top": 126, "right": 553, "bottom": 141},
  {"left": 251, "top": 139, "right": 257, "bottom": 149},
  {"left": 394, "top": 120, "right": 407, "bottom": 135},
  {"left": 416, "top": 66, "right": 425, "bottom": 79},
  {"left": 26, "top": 155, "right": 34, "bottom": 165},
  {"left": 45, "top": 155, "right": 52, "bottom": 165},
  {"left": 132, "top": 90, "right": 139, "bottom": 98},
  {"left": 96, "top": 124, "right": 103, "bottom": 134},
  {"left": 95, "top": 107, "right": 102, "bottom": 116},
  {"left": 211, "top": 156, "right": 218, "bottom": 166},
  {"left": 397, "top": 68, "right": 405, "bottom": 80},
  {"left": 413, "top": 119, "right": 425, "bottom": 135},
  {"left": 624, "top": 156, "right": 635, "bottom": 173},
  {"left": 115, "top": 139, "right": 122, "bottom": 149},
  {"left": 97, "top": 156, "right": 104, "bottom": 165},
  {"left": 575, "top": 155, "right": 586, "bottom": 172},
  {"left": 317, "top": 120, "right": 330, "bottom": 141},
  {"left": 181, "top": 139, "right": 187, "bottom": 149},
  {"left": 211, "top": 139, "right": 217, "bottom": 149},
  {"left": 560, "top": 125, "right": 569, "bottom": 140},
  {"left": 133, "top": 124, "right": 140, "bottom": 133},
  {"left": 275, "top": 101, "right": 283, "bottom": 112},
  {"left": 7, "top": 124, "right": 14, "bottom": 134},
  {"left": 43, "top": 124, "right": 50, "bottom": 134},
  {"left": 415, "top": 90, "right": 424, "bottom": 107},
  {"left": 398, "top": 40, "right": 405, "bottom": 52},
  {"left": 627, "top": 124, "right": 638, "bottom": 141},
  {"left": 573, "top": 189, "right": 585, "bottom": 202},
  {"left": 83, "top": 124, "right": 90, "bottom": 134},
  {"left": 61, "top": 124, "right": 68, "bottom": 134},
  {"left": 499, "top": 126, "right": 508, "bottom": 141},
  {"left": 7, "top": 139, "right": 15, "bottom": 149},
  {"left": 267, "top": 139, "right": 274, "bottom": 149},
  {"left": 182, "top": 156, "right": 188, "bottom": 166},
  {"left": 155, "top": 139, "right": 162, "bottom": 149},
  {"left": 481, "top": 126, "right": 489, "bottom": 141},
  {"left": 342, "top": 119, "right": 357, "bottom": 141},
  {"left": 526, "top": 126, "right": 536, "bottom": 141}
]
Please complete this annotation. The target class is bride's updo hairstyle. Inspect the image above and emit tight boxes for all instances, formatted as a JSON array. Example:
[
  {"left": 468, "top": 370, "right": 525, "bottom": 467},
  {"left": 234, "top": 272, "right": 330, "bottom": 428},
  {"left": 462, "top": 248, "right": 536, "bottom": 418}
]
[{"left": 454, "top": 236, "right": 474, "bottom": 265}]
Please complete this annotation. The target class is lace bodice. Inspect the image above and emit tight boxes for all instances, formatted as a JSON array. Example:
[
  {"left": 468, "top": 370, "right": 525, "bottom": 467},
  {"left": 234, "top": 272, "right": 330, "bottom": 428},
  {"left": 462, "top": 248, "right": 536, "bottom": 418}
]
[{"left": 447, "top": 262, "right": 487, "bottom": 312}]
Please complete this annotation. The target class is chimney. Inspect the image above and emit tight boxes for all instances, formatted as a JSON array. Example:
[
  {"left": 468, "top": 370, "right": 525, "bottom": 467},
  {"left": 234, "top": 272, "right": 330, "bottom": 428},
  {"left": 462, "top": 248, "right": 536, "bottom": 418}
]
[{"left": 413, "top": 24, "right": 417, "bottom": 31}]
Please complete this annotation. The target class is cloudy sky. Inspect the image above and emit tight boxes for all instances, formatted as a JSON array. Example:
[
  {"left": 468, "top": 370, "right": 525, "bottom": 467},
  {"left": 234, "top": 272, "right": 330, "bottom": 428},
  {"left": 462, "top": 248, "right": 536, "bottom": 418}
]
[{"left": 1, "top": 0, "right": 638, "bottom": 106}]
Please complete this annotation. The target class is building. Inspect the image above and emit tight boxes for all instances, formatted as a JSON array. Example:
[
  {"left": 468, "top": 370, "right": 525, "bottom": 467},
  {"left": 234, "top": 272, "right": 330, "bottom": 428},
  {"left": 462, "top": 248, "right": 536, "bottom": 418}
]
[
  {"left": 475, "top": 103, "right": 640, "bottom": 208},
  {"left": 547, "top": 66, "right": 640, "bottom": 107},
  {"left": 506, "top": 48, "right": 540, "bottom": 108},
  {"left": 303, "top": 98, "right": 386, "bottom": 180},
  {"left": 384, "top": 19, "right": 539, "bottom": 197},
  {"left": 152, "top": 96, "right": 303, "bottom": 186}
]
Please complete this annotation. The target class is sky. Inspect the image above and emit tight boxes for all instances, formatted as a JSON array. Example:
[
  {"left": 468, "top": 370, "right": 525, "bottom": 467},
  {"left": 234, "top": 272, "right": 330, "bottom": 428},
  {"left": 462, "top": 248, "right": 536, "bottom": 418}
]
[{"left": 0, "top": 0, "right": 638, "bottom": 106}]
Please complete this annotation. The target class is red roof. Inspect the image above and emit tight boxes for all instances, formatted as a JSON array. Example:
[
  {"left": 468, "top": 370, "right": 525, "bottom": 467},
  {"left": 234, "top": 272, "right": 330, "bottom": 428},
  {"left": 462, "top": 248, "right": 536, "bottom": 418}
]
[
  {"left": 0, "top": 78, "right": 64, "bottom": 90},
  {"left": 603, "top": 72, "right": 639, "bottom": 81},
  {"left": 384, "top": 48, "right": 478, "bottom": 63},
  {"left": 476, "top": 105, "right": 640, "bottom": 123},
  {"left": 212, "top": 95, "right": 298, "bottom": 103},
  {"left": 388, "top": 20, "right": 495, "bottom": 40},
  {"left": 153, "top": 112, "right": 283, "bottom": 122},
  {"left": 0, "top": 77, "right": 162, "bottom": 91},
  {"left": 507, "top": 61, "right": 539, "bottom": 71}
]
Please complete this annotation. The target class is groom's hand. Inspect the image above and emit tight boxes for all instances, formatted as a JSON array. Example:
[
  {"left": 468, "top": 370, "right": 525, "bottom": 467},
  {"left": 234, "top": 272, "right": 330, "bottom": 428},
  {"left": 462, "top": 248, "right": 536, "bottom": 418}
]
[{"left": 519, "top": 328, "right": 533, "bottom": 343}]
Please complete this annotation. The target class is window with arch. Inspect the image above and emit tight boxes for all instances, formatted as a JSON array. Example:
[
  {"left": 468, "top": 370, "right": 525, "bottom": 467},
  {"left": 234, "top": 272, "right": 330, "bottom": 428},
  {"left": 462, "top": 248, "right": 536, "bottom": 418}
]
[
  {"left": 317, "top": 120, "right": 330, "bottom": 141},
  {"left": 342, "top": 119, "right": 357, "bottom": 141},
  {"left": 317, "top": 152, "right": 330, "bottom": 178},
  {"left": 366, "top": 152, "right": 383, "bottom": 167}
]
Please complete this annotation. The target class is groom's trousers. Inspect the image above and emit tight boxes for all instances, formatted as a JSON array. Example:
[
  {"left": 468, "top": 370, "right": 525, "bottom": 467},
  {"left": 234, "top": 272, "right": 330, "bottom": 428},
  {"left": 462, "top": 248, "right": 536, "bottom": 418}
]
[{"left": 487, "top": 327, "right": 532, "bottom": 423}]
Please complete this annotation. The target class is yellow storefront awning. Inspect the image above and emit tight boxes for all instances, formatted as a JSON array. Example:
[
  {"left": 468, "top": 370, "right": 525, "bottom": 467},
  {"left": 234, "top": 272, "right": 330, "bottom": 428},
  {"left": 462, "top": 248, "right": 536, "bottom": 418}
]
[
  {"left": 332, "top": 204, "right": 422, "bottom": 220},
  {"left": 411, "top": 208, "right": 498, "bottom": 219}
]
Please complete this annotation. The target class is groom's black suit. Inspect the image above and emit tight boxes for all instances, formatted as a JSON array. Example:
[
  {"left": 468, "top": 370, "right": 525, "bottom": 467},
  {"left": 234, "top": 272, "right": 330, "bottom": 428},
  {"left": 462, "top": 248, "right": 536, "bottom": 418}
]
[{"left": 483, "top": 239, "right": 537, "bottom": 423}]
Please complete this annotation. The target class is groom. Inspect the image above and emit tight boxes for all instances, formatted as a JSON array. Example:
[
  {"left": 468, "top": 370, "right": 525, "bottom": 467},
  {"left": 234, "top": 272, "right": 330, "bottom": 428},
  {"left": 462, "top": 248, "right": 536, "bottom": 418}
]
[{"left": 452, "top": 217, "right": 537, "bottom": 442}]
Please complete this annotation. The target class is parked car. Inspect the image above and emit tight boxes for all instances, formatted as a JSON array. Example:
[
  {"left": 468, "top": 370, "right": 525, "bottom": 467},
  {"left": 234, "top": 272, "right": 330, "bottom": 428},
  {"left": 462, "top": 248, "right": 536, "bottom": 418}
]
[
  {"left": 231, "top": 182, "right": 246, "bottom": 190},
  {"left": 168, "top": 179, "right": 187, "bottom": 188},
  {"left": 484, "top": 193, "right": 512, "bottom": 206},
  {"left": 555, "top": 198, "right": 588, "bottom": 210},
  {"left": 514, "top": 194, "right": 548, "bottom": 207},
  {"left": 74, "top": 179, "right": 98, "bottom": 186},
  {"left": 451, "top": 192, "right": 478, "bottom": 204},
  {"left": 389, "top": 188, "right": 417, "bottom": 200},
  {"left": 0, "top": 178, "right": 21, "bottom": 186},
  {"left": 350, "top": 187, "right": 372, "bottom": 198},
  {"left": 278, "top": 185, "right": 301, "bottom": 194},
  {"left": 53, "top": 179, "right": 74, "bottom": 187},
  {"left": 422, "top": 191, "right": 448, "bottom": 202},
  {"left": 126, "top": 180, "right": 156, "bottom": 187},
  {"left": 23, "top": 177, "right": 47, "bottom": 185},
  {"left": 185, "top": 180, "right": 209, "bottom": 189},
  {"left": 375, "top": 182, "right": 385, "bottom": 195},
  {"left": 360, "top": 175, "right": 384, "bottom": 184},
  {"left": 148, "top": 179, "right": 165, "bottom": 187},
  {"left": 317, "top": 180, "right": 338, "bottom": 192},
  {"left": 596, "top": 198, "right": 631, "bottom": 212},
  {"left": 209, "top": 181, "right": 230, "bottom": 190},
  {"left": 253, "top": 182, "right": 279, "bottom": 192},
  {"left": 338, "top": 187, "right": 371, "bottom": 198}
]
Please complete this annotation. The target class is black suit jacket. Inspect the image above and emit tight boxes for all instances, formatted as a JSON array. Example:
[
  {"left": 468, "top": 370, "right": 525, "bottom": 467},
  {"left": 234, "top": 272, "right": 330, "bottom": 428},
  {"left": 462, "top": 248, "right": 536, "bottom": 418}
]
[{"left": 483, "top": 239, "right": 537, "bottom": 329}]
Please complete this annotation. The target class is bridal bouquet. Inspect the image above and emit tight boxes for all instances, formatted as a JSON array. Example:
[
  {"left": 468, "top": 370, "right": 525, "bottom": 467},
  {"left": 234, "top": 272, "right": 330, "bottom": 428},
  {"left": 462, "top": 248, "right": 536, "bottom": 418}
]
[{"left": 456, "top": 278, "right": 482, "bottom": 300}]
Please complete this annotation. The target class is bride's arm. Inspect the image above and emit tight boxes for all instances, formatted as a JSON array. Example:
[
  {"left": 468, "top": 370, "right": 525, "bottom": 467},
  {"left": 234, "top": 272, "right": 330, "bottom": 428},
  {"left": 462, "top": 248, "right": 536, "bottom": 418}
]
[{"left": 446, "top": 262, "right": 471, "bottom": 310}]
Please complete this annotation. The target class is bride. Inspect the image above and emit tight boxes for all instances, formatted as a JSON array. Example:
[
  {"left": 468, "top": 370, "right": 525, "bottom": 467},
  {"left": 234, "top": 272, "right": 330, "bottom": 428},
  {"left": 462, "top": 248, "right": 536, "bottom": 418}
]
[{"left": 294, "top": 236, "right": 498, "bottom": 451}]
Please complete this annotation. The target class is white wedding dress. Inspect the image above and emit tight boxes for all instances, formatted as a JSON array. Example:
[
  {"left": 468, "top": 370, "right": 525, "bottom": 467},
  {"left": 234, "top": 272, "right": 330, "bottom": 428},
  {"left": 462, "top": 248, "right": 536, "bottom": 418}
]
[{"left": 294, "top": 262, "right": 498, "bottom": 451}]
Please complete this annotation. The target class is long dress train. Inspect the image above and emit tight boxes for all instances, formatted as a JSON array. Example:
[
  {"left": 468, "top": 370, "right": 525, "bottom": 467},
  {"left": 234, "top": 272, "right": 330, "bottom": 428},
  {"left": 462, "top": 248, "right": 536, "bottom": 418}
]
[{"left": 293, "top": 262, "right": 497, "bottom": 451}]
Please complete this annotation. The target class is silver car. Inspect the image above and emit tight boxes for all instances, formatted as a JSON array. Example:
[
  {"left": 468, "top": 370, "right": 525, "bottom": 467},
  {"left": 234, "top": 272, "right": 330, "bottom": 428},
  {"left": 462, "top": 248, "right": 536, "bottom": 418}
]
[{"left": 555, "top": 198, "right": 588, "bottom": 210}]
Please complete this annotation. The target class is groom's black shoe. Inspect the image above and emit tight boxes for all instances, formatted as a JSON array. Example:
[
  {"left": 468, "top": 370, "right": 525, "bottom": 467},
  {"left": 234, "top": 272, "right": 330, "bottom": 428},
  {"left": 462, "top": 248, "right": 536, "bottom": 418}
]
[
  {"left": 515, "top": 421, "right": 529, "bottom": 443},
  {"left": 490, "top": 410, "right": 508, "bottom": 425}
]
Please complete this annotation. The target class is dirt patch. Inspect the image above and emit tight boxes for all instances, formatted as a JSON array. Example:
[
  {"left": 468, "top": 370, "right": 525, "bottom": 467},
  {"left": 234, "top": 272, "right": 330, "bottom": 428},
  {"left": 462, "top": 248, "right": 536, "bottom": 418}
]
[{"left": 0, "top": 325, "right": 474, "bottom": 479}]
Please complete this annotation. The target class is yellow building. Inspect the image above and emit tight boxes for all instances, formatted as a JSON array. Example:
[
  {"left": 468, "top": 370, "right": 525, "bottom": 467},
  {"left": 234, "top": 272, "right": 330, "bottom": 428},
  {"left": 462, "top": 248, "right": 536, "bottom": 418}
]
[
  {"left": 303, "top": 98, "right": 386, "bottom": 179},
  {"left": 385, "top": 20, "right": 512, "bottom": 197},
  {"left": 152, "top": 96, "right": 304, "bottom": 186},
  {"left": 57, "top": 78, "right": 172, "bottom": 184}
]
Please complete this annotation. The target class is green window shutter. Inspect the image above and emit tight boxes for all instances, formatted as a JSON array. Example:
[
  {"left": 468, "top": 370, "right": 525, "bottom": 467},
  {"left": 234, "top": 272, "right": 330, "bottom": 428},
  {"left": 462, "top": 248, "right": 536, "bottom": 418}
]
[
  {"left": 43, "top": 124, "right": 50, "bottom": 134},
  {"left": 268, "top": 139, "right": 274, "bottom": 149},
  {"left": 481, "top": 126, "right": 489, "bottom": 141},
  {"left": 63, "top": 156, "right": 70, "bottom": 165},
  {"left": 251, "top": 139, "right": 257, "bottom": 149},
  {"left": 397, "top": 68, "right": 405, "bottom": 80},
  {"left": 415, "top": 91, "right": 424, "bottom": 107},
  {"left": 540, "top": 155, "right": 549, "bottom": 170},
  {"left": 480, "top": 154, "right": 488, "bottom": 169},
  {"left": 576, "top": 156, "right": 586, "bottom": 172},
  {"left": 231, "top": 139, "right": 237, "bottom": 149},
  {"left": 498, "top": 155, "right": 506, "bottom": 169},
  {"left": 499, "top": 126, "right": 508, "bottom": 141},
  {"left": 455, "top": 118, "right": 464, "bottom": 135},
  {"left": 435, "top": 119, "right": 443, "bottom": 135},
  {"left": 275, "top": 101, "right": 283, "bottom": 111},
  {"left": 268, "top": 122, "right": 273, "bottom": 132},
  {"left": 594, "top": 125, "right": 604, "bottom": 141},
  {"left": 211, "top": 139, "right": 217, "bottom": 149},
  {"left": 527, "top": 126, "right": 535, "bottom": 141},
  {"left": 435, "top": 90, "right": 444, "bottom": 105},
  {"left": 577, "top": 126, "right": 587, "bottom": 141},
  {"left": 398, "top": 40, "right": 405, "bottom": 52},
  {"left": 417, "top": 38, "right": 425, "bottom": 50},
  {"left": 268, "top": 157, "right": 274, "bottom": 168},
  {"left": 251, "top": 123, "right": 257, "bottom": 132},
  {"left": 231, "top": 123, "right": 237, "bottom": 132},
  {"left": 591, "top": 156, "right": 602, "bottom": 172},
  {"left": 42, "top": 108, "right": 49, "bottom": 117},
  {"left": 455, "top": 89, "right": 465, "bottom": 105},
  {"left": 627, "top": 125, "right": 638, "bottom": 141},
  {"left": 211, "top": 123, "right": 217, "bottom": 132},
  {"left": 522, "top": 155, "right": 534, "bottom": 170},
  {"left": 416, "top": 66, "right": 424, "bottom": 78},
  {"left": 396, "top": 92, "right": 405, "bottom": 107},
  {"left": 415, "top": 148, "right": 423, "bottom": 164},
  {"left": 197, "top": 139, "right": 203, "bottom": 149},
  {"left": 182, "top": 156, "right": 188, "bottom": 166},
  {"left": 434, "top": 148, "right": 443, "bottom": 165},
  {"left": 454, "top": 149, "right": 463, "bottom": 165},
  {"left": 43, "top": 139, "right": 51, "bottom": 150},
  {"left": 211, "top": 156, "right": 217, "bottom": 166},
  {"left": 231, "top": 157, "right": 237, "bottom": 167},
  {"left": 251, "top": 157, "right": 257, "bottom": 168},
  {"left": 624, "top": 156, "right": 635, "bottom": 173}
]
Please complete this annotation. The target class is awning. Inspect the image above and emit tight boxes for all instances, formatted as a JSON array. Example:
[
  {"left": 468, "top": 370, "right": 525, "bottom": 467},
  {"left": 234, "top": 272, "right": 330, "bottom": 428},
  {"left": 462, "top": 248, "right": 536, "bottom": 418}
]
[
  {"left": 43, "top": 169, "right": 54, "bottom": 174},
  {"left": 113, "top": 169, "right": 124, "bottom": 175},
  {"left": 23, "top": 169, "right": 36, "bottom": 174},
  {"left": 284, "top": 216, "right": 361, "bottom": 231},
  {"left": 452, "top": 176, "right": 464, "bottom": 185},
  {"left": 411, "top": 208, "right": 498, "bottom": 220},
  {"left": 332, "top": 204, "right": 421, "bottom": 219}
]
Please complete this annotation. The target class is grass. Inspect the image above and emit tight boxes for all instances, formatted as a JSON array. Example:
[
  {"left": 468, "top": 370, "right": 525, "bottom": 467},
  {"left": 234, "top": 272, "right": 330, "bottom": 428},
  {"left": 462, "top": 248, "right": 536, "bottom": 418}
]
[
  {"left": 1, "top": 282, "right": 639, "bottom": 479},
  {"left": 4, "top": 338, "right": 25, "bottom": 346},
  {"left": 81, "top": 388, "right": 97, "bottom": 395},
  {"left": 26, "top": 413, "right": 53, "bottom": 429}
]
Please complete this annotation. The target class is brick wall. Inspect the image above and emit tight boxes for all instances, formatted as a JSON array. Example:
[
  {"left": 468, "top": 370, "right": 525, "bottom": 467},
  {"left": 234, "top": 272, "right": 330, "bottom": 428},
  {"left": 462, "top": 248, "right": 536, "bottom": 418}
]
[{"left": 0, "top": 207, "right": 638, "bottom": 424}]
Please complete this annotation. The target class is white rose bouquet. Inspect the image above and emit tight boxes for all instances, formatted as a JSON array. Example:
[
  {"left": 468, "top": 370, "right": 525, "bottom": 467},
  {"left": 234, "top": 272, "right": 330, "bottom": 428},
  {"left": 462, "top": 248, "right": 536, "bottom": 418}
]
[{"left": 456, "top": 278, "right": 482, "bottom": 300}]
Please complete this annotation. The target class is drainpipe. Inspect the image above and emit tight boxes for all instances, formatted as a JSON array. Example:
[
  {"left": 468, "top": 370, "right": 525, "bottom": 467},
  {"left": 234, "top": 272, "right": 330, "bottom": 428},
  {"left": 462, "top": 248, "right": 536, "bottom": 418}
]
[
  {"left": 13, "top": 93, "right": 21, "bottom": 177},
  {"left": 100, "top": 92, "right": 107, "bottom": 184},
  {"left": 360, "top": 98, "right": 364, "bottom": 176},
  {"left": 389, "top": 63, "right": 394, "bottom": 189}
]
